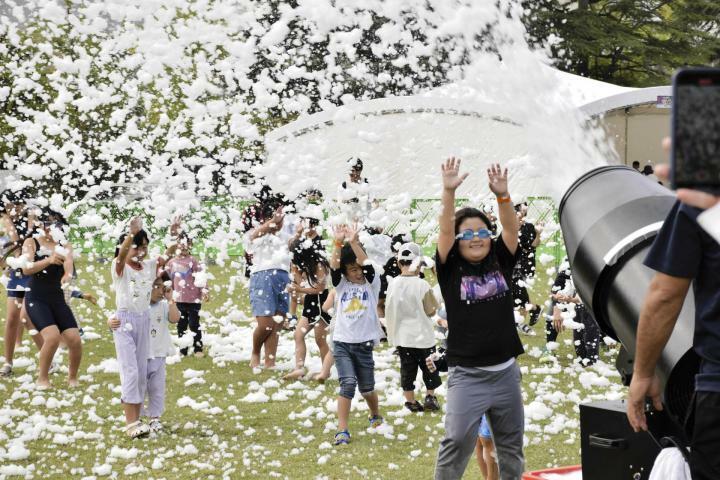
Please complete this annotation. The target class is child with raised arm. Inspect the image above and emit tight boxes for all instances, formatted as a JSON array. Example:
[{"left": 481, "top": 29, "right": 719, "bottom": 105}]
[
  {"left": 111, "top": 274, "right": 180, "bottom": 432},
  {"left": 384, "top": 242, "right": 441, "bottom": 412},
  {"left": 433, "top": 158, "right": 524, "bottom": 480},
  {"left": 329, "top": 224, "right": 384, "bottom": 445},
  {"left": 111, "top": 217, "right": 174, "bottom": 439},
  {"left": 165, "top": 232, "right": 208, "bottom": 357}
]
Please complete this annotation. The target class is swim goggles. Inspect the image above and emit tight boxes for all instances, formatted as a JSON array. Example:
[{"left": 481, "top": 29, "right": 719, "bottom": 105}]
[{"left": 455, "top": 229, "right": 492, "bottom": 240}]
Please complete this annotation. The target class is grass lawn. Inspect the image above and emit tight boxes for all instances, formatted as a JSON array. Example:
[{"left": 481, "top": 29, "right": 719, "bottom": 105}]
[{"left": 0, "top": 259, "right": 626, "bottom": 479}]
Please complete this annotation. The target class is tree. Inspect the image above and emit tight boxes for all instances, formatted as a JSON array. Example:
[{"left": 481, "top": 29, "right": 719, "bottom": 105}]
[{"left": 523, "top": 0, "right": 720, "bottom": 87}]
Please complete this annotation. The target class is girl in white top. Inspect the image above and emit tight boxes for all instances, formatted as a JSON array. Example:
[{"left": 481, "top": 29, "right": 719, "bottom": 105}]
[{"left": 109, "top": 218, "right": 174, "bottom": 439}]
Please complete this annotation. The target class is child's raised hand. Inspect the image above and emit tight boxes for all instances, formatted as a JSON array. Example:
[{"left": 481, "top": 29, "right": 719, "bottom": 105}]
[
  {"left": 129, "top": 216, "right": 143, "bottom": 236},
  {"left": 487, "top": 163, "right": 509, "bottom": 196},
  {"left": 441, "top": 157, "right": 469, "bottom": 191},
  {"left": 345, "top": 223, "right": 361, "bottom": 243},
  {"left": 332, "top": 224, "right": 346, "bottom": 243},
  {"left": 164, "top": 287, "right": 174, "bottom": 302},
  {"left": 107, "top": 315, "right": 121, "bottom": 330}
]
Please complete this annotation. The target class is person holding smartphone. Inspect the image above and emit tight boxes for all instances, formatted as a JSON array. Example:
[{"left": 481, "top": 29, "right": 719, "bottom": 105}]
[{"left": 627, "top": 69, "right": 720, "bottom": 480}]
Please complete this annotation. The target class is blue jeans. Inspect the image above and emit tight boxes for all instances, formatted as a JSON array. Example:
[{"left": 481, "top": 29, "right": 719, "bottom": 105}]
[
  {"left": 333, "top": 341, "right": 375, "bottom": 399},
  {"left": 249, "top": 269, "right": 290, "bottom": 317}
]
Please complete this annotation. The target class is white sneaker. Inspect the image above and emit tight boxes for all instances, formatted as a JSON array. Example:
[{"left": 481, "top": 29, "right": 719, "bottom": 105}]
[
  {"left": 517, "top": 323, "right": 536, "bottom": 336},
  {"left": 125, "top": 421, "right": 150, "bottom": 439},
  {"left": 148, "top": 419, "right": 163, "bottom": 433},
  {"left": 0, "top": 363, "right": 12, "bottom": 377}
]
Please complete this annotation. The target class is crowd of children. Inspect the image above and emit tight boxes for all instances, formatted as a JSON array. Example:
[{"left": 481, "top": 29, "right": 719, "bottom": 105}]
[{"left": 0, "top": 157, "right": 602, "bottom": 478}]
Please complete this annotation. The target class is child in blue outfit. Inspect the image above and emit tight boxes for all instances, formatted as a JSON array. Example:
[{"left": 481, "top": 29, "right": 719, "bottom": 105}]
[{"left": 329, "top": 224, "right": 384, "bottom": 445}]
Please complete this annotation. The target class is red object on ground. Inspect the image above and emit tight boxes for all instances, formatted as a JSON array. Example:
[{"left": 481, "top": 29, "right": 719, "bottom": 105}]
[{"left": 522, "top": 465, "right": 582, "bottom": 480}]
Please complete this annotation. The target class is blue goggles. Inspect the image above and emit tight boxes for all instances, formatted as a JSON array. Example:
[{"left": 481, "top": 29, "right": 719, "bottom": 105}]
[{"left": 455, "top": 229, "right": 492, "bottom": 241}]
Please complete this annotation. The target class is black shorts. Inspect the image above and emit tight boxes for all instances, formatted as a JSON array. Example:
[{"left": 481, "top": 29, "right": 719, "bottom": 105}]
[
  {"left": 511, "top": 281, "right": 530, "bottom": 306},
  {"left": 25, "top": 296, "right": 78, "bottom": 333},
  {"left": 379, "top": 274, "right": 389, "bottom": 300},
  {"left": 398, "top": 346, "right": 442, "bottom": 392},
  {"left": 302, "top": 290, "right": 331, "bottom": 326}
]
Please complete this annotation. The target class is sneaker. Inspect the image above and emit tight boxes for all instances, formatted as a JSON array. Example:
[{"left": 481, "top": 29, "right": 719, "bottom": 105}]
[
  {"left": 539, "top": 348, "right": 555, "bottom": 363},
  {"left": 333, "top": 430, "right": 351, "bottom": 445},
  {"left": 423, "top": 394, "right": 441, "bottom": 412},
  {"left": 148, "top": 419, "right": 163, "bottom": 433},
  {"left": 125, "top": 421, "right": 150, "bottom": 439},
  {"left": 517, "top": 323, "right": 536, "bottom": 336},
  {"left": 368, "top": 415, "right": 384, "bottom": 428},
  {"left": 529, "top": 306, "right": 544, "bottom": 326},
  {"left": 404, "top": 401, "right": 424, "bottom": 413},
  {"left": 0, "top": 363, "right": 12, "bottom": 377}
]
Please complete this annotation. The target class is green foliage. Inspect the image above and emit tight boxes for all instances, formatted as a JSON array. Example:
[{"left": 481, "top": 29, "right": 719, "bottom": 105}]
[{"left": 523, "top": 0, "right": 720, "bottom": 87}]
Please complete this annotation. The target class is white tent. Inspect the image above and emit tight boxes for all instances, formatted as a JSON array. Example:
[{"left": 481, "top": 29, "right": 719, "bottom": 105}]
[
  {"left": 580, "top": 86, "right": 672, "bottom": 170},
  {"left": 262, "top": 66, "right": 667, "bottom": 202}
]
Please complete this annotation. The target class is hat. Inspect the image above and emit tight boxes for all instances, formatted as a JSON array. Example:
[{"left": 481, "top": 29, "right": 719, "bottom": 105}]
[
  {"left": 397, "top": 242, "right": 421, "bottom": 261},
  {"left": 347, "top": 157, "right": 363, "bottom": 171}
]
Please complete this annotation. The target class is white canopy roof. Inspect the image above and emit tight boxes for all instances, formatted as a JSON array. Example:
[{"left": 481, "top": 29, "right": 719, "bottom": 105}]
[{"left": 261, "top": 66, "right": 658, "bottom": 203}]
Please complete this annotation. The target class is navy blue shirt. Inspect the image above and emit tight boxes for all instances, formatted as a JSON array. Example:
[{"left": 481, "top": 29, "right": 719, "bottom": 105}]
[{"left": 644, "top": 201, "right": 720, "bottom": 392}]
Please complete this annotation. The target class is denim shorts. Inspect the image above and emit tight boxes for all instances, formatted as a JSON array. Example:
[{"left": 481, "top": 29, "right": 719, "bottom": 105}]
[
  {"left": 333, "top": 340, "right": 375, "bottom": 399},
  {"left": 478, "top": 414, "right": 492, "bottom": 439},
  {"left": 249, "top": 269, "right": 290, "bottom": 317},
  {"left": 6, "top": 269, "right": 29, "bottom": 298}
]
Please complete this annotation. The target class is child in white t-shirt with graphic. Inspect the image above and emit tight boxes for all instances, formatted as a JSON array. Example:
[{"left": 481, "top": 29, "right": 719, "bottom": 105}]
[
  {"left": 329, "top": 224, "right": 384, "bottom": 445},
  {"left": 385, "top": 242, "right": 441, "bottom": 413}
]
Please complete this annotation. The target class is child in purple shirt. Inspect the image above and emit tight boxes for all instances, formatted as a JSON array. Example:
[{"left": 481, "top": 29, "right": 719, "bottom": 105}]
[{"left": 164, "top": 233, "right": 208, "bottom": 357}]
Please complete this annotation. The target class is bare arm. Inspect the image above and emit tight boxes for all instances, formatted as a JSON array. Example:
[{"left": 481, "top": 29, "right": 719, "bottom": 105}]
[
  {"left": 116, "top": 217, "right": 142, "bottom": 277},
  {"left": 158, "top": 243, "right": 178, "bottom": 270},
  {"left": 488, "top": 164, "right": 518, "bottom": 255},
  {"left": 2, "top": 215, "right": 18, "bottom": 243},
  {"left": 61, "top": 244, "right": 74, "bottom": 282},
  {"left": 249, "top": 209, "right": 284, "bottom": 241},
  {"left": 438, "top": 157, "right": 468, "bottom": 264},
  {"left": 633, "top": 273, "right": 691, "bottom": 378},
  {"left": 329, "top": 225, "right": 345, "bottom": 271},
  {"left": 115, "top": 234, "right": 134, "bottom": 277},
  {"left": 627, "top": 272, "right": 691, "bottom": 432},
  {"left": 168, "top": 301, "right": 181, "bottom": 323},
  {"left": 531, "top": 225, "right": 543, "bottom": 248}
]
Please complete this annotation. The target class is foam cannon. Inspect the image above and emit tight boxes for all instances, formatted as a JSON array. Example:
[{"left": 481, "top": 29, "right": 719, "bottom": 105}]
[{"left": 559, "top": 166, "right": 699, "bottom": 425}]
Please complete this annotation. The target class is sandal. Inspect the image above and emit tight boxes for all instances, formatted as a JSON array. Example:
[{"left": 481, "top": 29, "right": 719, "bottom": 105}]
[{"left": 125, "top": 421, "right": 150, "bottom": 439}]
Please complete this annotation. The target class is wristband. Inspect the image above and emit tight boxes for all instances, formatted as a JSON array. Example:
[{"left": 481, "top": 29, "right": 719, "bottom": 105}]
[{"left": 496, "top": 195, "right": 511, "bottom": 204}]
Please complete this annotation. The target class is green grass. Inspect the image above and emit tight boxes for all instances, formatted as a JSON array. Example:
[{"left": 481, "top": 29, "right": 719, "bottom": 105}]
[{"left": 0, "top": 260, "right": 626, "bottom": 479}]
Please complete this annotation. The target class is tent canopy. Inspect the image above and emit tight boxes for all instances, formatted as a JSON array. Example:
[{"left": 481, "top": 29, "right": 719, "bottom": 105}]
[{"left": 263, "top": 67, "right": 664, "bottom": 202}]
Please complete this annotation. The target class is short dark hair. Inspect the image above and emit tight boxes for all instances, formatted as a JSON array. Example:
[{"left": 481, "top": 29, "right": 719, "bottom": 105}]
[
  {"left": 114, "top": 229, "right": 150, "bottom": 258},
  {"left": 398, "top": 259, "right": 413, "bottom": 267},
  {"left": 340, "top": 243, "right": 359, "bottom": 274},
  {"left": 632, "top": 161, "right": 640, "bottom": 168},
  {"left": 348, "top": 157, "right": 363, "bottom": 171}
]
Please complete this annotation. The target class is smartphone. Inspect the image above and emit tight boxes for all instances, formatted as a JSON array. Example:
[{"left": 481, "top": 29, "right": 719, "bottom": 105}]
[{"left": 671, "top": 68, "right": 720, "bottom": 193}]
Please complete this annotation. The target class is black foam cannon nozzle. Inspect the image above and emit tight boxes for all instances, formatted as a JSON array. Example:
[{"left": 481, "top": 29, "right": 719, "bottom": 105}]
[{"left": 559, "top": 165, "right": 699, "bottom": 423}]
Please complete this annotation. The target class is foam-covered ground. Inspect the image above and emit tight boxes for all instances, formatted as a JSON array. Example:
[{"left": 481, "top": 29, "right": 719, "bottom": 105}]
[{"left": 0, "top": 261, "right": 625, "bottom": 479}]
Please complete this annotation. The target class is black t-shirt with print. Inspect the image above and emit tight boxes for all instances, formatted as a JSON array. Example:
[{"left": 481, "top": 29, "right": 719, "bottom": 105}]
[{"left": 436, "top": 236, "right": 524, "bottom": 367}]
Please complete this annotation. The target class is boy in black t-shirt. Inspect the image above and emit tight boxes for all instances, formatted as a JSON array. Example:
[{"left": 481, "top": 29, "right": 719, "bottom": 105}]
[{"left": 433, "top": 158, "right": 525, "bottom": 480}]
